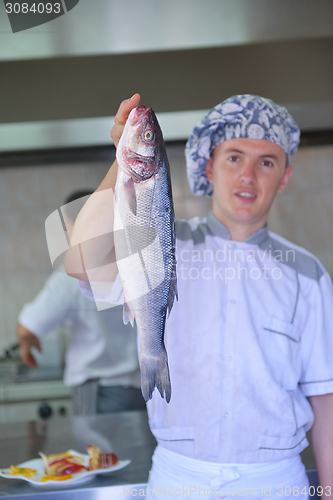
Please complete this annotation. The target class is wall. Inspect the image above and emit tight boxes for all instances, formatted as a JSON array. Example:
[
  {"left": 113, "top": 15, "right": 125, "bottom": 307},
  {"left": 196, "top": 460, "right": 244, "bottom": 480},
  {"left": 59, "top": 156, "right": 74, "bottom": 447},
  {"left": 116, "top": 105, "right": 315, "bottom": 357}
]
[
  {"left": 0, "top": 143, "right": 331, "bottom": 359},
  {"left": 268, "top": 144, "right": 333, "bottom": 276}
]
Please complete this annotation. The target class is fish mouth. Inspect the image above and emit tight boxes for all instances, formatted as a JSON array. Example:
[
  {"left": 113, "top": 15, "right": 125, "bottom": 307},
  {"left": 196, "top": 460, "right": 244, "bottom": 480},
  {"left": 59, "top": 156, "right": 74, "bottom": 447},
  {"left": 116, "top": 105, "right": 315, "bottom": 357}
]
[{"left": 130, "top": 105, "right": 152, "bottom": 125}]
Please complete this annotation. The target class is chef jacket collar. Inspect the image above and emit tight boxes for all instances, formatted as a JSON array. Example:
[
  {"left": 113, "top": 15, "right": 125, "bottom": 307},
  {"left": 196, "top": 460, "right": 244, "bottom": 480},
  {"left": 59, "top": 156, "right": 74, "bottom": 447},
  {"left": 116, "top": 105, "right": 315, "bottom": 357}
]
[{"left": 207, "top": 211, "right": 269, "bottom": 246}]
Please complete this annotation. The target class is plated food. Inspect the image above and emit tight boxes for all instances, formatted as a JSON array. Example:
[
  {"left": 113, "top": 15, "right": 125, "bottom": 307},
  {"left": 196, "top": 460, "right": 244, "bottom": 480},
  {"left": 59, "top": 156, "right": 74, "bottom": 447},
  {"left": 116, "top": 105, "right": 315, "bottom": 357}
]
[
  {"left": 0, "top": 446, "right": 130, "bottom": 488},
  {"left": 39, "top": 451, "right": 86, "bottom": 480}
]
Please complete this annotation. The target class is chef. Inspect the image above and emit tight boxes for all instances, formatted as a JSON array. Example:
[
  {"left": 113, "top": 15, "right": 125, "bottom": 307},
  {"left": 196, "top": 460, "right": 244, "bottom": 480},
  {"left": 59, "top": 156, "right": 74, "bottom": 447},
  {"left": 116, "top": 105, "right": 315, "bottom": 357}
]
[
  {"left": 67, "top": 94, "right": 333, "bottom": 497},
  {"left": 17, "top": 190, "right": 146, "bottom": 415}
]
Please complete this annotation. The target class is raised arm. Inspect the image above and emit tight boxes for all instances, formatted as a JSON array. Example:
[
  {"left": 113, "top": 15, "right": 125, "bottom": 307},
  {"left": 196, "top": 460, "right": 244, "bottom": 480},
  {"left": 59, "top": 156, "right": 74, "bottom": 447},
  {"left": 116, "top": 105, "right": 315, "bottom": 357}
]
[{"left": 64, "top": 94, "right": 141, "bottom": 281}]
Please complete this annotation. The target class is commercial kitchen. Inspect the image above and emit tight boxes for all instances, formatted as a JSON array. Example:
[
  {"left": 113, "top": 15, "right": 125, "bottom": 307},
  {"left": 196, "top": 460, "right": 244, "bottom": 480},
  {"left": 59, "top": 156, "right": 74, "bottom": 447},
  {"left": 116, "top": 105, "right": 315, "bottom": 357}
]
[{"left": 0, "top": 0, "right": 333, "bottom": 498}]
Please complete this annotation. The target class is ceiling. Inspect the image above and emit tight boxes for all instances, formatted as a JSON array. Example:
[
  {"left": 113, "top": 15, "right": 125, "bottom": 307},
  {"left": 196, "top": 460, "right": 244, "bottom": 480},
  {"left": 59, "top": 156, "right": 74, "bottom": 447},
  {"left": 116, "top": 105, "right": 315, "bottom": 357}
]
[{"left": 0, "top": 0, "right": 333, "bottom": 152}]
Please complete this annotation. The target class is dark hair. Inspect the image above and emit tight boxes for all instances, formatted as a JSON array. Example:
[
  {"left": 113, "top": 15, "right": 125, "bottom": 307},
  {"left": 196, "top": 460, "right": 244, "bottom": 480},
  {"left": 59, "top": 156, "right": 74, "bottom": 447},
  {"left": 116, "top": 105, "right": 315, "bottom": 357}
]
[
  {"left": 64, "top": 189, "right": 95, "bottom": 205},
  {"left": 63, "top": 189, "right": 95, "bottom": 221}
]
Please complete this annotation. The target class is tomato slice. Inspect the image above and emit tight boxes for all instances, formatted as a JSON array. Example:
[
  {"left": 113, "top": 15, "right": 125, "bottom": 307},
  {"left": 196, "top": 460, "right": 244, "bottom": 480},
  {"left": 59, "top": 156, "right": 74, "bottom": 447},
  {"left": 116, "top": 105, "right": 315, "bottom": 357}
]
[{"left": 62, "top": 464, "right": 86, "bottom": 475}]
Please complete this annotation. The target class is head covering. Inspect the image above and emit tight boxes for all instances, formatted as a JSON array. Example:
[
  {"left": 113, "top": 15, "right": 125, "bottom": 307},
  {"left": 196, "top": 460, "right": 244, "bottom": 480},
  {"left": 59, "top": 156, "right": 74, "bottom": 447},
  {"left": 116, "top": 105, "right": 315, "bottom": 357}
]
[{"left": 185, "top": 94, "right": 300, "bottom": 197}]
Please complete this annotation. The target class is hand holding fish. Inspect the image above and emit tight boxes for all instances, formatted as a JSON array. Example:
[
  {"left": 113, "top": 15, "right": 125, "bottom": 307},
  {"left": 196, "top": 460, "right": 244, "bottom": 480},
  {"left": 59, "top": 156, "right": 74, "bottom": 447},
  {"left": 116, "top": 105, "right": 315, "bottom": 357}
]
[
  {"left": 111, "top": 93, "right": 141, "bottom": 147},
  {"left": 64, "top": 94, "right": 140, "bottom": 281},
  {"left": 66, "top": 94, "right": 177, "bottom": 404}
]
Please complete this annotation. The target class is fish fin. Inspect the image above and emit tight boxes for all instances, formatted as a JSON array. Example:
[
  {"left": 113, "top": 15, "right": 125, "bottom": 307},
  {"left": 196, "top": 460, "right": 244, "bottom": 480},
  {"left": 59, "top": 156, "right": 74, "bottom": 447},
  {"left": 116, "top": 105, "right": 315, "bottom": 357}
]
[
  {"left": 167, "top": 268, "right": 178, "bottom": 317},
  {"left": 123, "top": 302, "right": 135, "bottom": 327},
  {"left": 140, "top": 351, "right": 171, "bottom": 403},
  {"left": 124, "top": 177, "right": 137, "bottom": 216}
]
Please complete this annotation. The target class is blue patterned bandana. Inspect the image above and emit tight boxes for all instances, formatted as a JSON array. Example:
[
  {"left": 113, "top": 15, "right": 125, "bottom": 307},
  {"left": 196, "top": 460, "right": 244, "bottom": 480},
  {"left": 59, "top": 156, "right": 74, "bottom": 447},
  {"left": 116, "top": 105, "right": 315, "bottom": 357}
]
[{"left": 185, "top": 94, "right": 301, "bottom": 197}]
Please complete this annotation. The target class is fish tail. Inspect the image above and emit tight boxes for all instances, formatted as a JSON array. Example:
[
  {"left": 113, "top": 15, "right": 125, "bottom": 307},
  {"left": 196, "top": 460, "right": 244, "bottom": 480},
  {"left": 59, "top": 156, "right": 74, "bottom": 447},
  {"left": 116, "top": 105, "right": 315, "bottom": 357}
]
[{"left": 140, "top": 352, "right": 171, "bottom": 403}]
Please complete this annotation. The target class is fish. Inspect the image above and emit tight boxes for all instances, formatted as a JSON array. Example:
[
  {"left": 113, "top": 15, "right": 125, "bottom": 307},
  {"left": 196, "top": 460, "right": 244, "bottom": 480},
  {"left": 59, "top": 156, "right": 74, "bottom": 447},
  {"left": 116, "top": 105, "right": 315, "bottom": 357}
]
[{"left": 114, "top": 105, "right": 177, "bottom": 403}]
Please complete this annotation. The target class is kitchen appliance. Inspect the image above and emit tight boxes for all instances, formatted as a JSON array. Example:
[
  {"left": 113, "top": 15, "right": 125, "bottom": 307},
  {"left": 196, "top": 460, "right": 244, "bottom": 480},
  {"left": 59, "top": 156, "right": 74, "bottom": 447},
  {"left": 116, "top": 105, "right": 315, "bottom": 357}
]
[{"left": 0, "top": 347, "right": 72, "bottom": 423}]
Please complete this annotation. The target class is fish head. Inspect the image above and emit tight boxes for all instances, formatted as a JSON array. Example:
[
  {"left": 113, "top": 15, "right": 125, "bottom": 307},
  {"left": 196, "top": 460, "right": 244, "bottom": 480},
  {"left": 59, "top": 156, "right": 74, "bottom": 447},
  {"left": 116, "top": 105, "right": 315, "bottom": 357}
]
[{"left": 118, "top": 105, "right": 164, "bottom": 182}]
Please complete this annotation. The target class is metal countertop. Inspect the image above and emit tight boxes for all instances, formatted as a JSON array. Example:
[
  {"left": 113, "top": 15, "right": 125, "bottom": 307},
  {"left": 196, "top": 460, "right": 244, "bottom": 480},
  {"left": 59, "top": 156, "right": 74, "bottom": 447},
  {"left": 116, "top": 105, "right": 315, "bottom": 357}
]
[{"left": 0, "top": 410, "right": 156, "bottom": 498}]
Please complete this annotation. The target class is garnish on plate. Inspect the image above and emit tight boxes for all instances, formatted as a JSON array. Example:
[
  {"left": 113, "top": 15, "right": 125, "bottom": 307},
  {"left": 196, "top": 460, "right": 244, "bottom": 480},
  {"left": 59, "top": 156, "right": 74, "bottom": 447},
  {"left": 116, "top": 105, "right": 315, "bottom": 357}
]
[
  {"left": 41, "top": 474, "right": 73, "bottom": 482},
  {"left": 87, "top": 444, "right": 118, "bottom": 470},
  {"left": 4, "top": 466, "right": 36, "bottom": 478},
  {"left": 39, "top": 451, "right": 86, "bottom": 476}
]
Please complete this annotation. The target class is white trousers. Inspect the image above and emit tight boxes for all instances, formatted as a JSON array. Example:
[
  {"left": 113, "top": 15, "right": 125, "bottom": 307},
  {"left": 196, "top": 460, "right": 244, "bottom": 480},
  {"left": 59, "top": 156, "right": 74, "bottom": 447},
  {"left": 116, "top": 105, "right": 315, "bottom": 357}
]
[{"left": 147, "top": 446, "right": 309, "bottom": 499}]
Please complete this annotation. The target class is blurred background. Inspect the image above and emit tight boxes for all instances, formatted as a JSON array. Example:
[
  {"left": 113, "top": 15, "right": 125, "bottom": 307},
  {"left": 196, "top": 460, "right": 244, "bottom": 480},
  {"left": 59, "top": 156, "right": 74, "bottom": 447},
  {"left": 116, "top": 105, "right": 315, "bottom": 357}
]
[{"left": 0, "top": 0, "right": 332, "bottom": 424}]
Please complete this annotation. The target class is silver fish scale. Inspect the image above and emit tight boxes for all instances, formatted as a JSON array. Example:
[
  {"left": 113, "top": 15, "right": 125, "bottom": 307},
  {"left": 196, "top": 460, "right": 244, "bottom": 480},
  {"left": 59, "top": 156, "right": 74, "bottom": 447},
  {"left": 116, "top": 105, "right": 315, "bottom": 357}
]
[{"left": 114, "top": 152, "right": 176, "bottom": 403}]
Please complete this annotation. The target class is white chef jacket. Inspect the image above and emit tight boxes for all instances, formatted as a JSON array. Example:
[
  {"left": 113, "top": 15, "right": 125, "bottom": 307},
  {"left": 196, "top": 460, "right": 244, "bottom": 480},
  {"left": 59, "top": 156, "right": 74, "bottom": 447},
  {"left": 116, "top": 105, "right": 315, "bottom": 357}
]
[
  {"left": 19, "top": 271, "right": 141, "bottom": 388},
  {"left": 80, "top": 211, "right": 333, "bottom": 464}
]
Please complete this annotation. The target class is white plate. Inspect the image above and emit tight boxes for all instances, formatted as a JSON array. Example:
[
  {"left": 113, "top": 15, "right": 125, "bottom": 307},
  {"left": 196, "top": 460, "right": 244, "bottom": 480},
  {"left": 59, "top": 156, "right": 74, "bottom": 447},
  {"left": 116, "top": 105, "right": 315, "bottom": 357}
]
[{"left": 0, "top": 449, "right": 130, "bottom": 489}]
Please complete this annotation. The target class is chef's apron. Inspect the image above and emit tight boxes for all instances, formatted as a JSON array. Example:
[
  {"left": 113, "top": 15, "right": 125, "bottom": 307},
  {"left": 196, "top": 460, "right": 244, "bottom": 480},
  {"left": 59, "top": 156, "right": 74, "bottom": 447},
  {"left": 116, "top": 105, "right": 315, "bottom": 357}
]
[{"left": 147, "top": 445, "right": 309, "bottom": 499}]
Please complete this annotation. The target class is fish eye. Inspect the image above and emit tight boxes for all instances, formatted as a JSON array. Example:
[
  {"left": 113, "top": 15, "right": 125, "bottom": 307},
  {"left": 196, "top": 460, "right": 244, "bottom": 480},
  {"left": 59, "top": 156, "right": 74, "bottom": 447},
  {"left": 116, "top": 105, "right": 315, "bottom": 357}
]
[{"left": 144, "top": 130, "right": 154, "bottom": 141}]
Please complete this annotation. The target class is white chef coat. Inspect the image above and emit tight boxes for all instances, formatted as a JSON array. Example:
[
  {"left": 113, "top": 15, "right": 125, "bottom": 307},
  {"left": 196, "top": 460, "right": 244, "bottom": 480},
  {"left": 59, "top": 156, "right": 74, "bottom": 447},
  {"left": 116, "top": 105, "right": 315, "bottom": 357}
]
[
  {"left": 80, "top": 211, "right": 333, "bottom": 463},
  {"left": 19, "top": 271, "right": 141, "bottom": 388}
]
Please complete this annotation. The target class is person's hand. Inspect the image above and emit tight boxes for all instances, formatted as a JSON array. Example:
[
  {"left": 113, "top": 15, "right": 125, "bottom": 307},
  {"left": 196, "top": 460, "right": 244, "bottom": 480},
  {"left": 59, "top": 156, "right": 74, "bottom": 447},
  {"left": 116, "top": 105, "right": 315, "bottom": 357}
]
[
  {"left": 111, "top": 93, "right": 141, "bottom": 148},
  {"left": 16, "top": 323, "right": 41, "bottom": 368}
]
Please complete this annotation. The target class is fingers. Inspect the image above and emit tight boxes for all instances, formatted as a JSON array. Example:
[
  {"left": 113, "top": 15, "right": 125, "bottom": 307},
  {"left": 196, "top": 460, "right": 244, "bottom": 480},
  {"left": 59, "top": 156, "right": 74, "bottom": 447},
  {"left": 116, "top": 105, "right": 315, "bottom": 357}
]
[
  {"left": 20, "top": 344, "right": 38, "bottom": 367},
  {"left": 35, "top": 337, "right": 42, "bottom": 352},
  {"left": 114, "top": 93, "right": 141, "bottom": 125},
  {"left": 26, "top": 353, "right": 38, "bottom": 368},
  {"left": 111, "top": 93, "right": 141, "bottom": 148},
  {"left": 16, "top": 325, "right": 41, "bottom": 367}
]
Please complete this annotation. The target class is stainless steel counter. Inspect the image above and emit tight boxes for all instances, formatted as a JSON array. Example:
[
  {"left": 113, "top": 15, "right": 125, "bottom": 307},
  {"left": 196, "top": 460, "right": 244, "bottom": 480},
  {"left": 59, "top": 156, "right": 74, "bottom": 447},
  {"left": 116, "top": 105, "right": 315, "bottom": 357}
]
[
  {"left": 0, "top": 410, "right": 319, "bottom": 499},
  {"left": 0, "top": 410, "right": 156, "bottom": 498}
]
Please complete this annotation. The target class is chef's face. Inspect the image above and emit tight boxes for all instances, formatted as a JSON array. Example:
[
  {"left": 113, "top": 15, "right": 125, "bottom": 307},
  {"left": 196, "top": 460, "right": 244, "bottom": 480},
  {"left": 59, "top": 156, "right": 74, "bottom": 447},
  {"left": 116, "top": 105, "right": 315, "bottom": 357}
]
[{"left": 205, "top": 138, "right": 293, "bottom": 241}]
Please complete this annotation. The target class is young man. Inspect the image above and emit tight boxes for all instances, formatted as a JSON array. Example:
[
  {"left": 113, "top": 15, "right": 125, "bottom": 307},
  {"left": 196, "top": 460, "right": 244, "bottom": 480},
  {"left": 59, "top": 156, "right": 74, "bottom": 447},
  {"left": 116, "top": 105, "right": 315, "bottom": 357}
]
[{"left": 68, "top": 94, "right": 333, "bottom": 497}]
